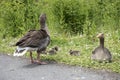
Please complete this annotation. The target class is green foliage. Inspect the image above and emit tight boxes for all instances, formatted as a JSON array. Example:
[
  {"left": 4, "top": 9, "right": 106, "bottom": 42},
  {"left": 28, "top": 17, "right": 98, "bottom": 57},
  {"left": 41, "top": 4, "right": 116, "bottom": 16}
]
[
  {"left": 53, "top": 0, "right": 86, "bottom": 34},
  {"left": 52, "top": 0, "right": 120, "bottom": 35},
  {"left": 1, "top": 0, "right": 120, "bottom": 36},
  {"left": 0, "top": 0, "right": 120, "bottom": 73},
  {"left": 1, "top": 0, "right": 41, "bottom": 37}
]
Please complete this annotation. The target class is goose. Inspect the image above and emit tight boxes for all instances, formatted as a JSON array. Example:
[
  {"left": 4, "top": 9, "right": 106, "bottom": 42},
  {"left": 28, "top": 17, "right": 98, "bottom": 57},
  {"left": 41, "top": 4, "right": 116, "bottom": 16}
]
[
  {"left": 91, "top": 33, "right": 112, "bottom": 62},
  {"left": 69, "top": 50, "right": 80, "bottom": 56},
  {"left": 13, "top": 13, "right": 50, "bottom": 64},
  {"left": 48, "top": 46, "right": 59, "bottom": 55}
]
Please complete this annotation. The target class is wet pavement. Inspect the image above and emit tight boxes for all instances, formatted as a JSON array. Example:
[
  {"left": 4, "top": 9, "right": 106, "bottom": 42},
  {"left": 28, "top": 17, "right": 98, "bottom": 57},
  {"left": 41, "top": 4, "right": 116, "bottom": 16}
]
[{"left": 0, "top": 54, "right": 120, "bottom": 80}]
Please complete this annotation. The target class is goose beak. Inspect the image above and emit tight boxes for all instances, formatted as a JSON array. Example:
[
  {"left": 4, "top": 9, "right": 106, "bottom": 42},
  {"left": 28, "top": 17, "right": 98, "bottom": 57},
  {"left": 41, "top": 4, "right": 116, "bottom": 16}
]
[{"left": 96, "top": 33, "right": 104, "bottom": 38}]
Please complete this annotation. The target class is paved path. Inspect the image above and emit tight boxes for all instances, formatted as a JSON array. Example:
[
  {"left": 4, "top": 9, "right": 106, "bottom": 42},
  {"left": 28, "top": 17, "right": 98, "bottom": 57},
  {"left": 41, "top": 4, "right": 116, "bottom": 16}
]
[{"left": 0, "top": 54, "right": 120, "bottom": 80}]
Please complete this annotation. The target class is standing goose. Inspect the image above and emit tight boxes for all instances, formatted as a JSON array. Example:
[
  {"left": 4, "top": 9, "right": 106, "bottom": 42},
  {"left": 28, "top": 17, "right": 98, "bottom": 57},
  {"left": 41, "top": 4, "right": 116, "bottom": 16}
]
[
  {"left": 91, "top": 33, "right": 112, "bottom": 62},
  {"left": 13, "top": 13, "right": 50, "bottom": 64}
]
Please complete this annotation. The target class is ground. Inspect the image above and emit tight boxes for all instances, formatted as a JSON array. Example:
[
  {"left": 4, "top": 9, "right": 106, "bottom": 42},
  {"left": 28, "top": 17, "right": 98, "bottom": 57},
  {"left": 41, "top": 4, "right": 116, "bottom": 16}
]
[{"left": 0, "top": 54, "right": 120, "bottom": 80}]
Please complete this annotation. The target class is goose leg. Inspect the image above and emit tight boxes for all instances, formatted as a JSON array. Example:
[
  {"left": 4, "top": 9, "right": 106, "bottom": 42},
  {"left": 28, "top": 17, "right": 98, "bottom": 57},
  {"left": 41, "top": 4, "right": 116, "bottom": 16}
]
[
  {"left": 30, "top": 51, "right": 34, "bottom": 63},
  {"left": 36, "top": 52, "right": 47, "bottom": 65}
]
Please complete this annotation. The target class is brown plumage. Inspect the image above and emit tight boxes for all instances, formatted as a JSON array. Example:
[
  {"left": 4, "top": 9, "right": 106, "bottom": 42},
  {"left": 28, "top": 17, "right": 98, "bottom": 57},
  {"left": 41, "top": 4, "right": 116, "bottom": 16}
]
[
  {"left": 69, "top": 50, "right": 80, "bottom": 56},
  {"left": 54, "top": 46, "right": 59, "bottom": 51},
  {"left": 91, "top": 33, "right": 112, "bottom": 62},
  {"left": 48, "top": 46, "right": 59, "bottom": 55},
  {"left": 13, "top": 13, "right": 50, "bottom": 64},
  {"left": 15, "top": 29, "right": 49, "bottom": 47}
]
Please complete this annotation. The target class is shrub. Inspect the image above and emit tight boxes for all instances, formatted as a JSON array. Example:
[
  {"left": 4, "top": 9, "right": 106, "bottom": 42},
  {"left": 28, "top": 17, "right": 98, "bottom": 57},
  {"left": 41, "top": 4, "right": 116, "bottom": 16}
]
[
  {"left": 53, "top": 0, "right": 86, "bottom": 34},
  {"left": 1, "top": 0, "right": 41, "bottom": 37}
]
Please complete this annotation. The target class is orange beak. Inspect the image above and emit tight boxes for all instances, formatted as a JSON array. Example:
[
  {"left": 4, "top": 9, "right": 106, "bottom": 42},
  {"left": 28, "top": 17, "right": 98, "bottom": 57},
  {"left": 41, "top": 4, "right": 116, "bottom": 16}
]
[{"left": 96, "top": 33, "right": 104, "bottom": 38}]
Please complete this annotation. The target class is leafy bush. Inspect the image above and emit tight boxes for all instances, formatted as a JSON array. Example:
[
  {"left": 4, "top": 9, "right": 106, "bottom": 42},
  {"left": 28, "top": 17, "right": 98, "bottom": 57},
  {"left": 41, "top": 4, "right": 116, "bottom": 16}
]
[
  {"left": 1, "top": 0, "right": 41, "bottom": 37},
  {"left": 1, "top": 0, "right": 120, "bottom": 37},
  {"left": 53, "top": 0, "right": 86, "bottom": 34},
  {"left": 53, "top": 0, "right": 120, "bottom": 36}
]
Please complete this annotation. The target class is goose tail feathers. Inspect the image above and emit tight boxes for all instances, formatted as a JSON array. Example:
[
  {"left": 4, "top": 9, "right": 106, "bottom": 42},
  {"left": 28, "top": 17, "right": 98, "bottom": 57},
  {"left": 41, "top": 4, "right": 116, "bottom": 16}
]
[{"left": 13, "top": 47, "right": 28, "bottom": 56}]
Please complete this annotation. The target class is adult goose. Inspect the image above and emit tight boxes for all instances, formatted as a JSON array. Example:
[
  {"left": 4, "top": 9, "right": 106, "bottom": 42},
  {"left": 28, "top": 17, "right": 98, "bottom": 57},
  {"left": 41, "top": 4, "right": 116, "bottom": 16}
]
[
  {"left": 13, "top": 13, "right": 50, "bottom": 64},
  {"left": 91, "top": 33, "right": 112, "bottom": 62}
]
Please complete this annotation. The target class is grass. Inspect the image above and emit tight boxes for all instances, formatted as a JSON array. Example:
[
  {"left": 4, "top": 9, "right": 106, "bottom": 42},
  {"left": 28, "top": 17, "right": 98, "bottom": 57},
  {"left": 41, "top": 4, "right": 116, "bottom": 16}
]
[
  {"left": 0, "top": 0, "right": 120, "bottom": 74},
  {"left": 0, "top": 30, "right": 120, "bottom": 73}
]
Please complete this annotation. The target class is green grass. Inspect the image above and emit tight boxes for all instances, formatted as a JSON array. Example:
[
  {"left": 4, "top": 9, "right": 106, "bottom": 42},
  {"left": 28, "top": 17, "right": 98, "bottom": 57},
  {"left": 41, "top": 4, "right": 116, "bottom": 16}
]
[
  {"left": 0, "top": 30, "right": 120, "bottom": 73},
  {"left": 0, "top": 0, "right": 120, "bottom": 74}
]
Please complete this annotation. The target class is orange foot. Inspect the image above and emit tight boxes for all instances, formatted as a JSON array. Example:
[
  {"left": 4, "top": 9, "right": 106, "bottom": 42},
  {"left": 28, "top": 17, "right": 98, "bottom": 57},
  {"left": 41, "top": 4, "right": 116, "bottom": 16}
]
[
  {"left": 31, "top": 60, "right": 35, "bottom": 63},
  {"left": 34, "top": 60, "right": 47, "bottom": 65}
]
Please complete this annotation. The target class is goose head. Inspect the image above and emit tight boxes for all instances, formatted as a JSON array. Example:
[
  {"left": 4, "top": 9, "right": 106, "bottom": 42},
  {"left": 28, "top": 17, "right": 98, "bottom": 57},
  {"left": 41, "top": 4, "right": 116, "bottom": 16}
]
[
  {"left": 39, "top": 13, "right": 46, "bottom": 25},
  {"left": 39, "top": 13, "right": 50, "bottom": 35},
  {"left": 97, "top": 33, "right": 104, "bottom": 38},
  {"left": 97, "top": 33, "right": 104, "bottom": 47}
]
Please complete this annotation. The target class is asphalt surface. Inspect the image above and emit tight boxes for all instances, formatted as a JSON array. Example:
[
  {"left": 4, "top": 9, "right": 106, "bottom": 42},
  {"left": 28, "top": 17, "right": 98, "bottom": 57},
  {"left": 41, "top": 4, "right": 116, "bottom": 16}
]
[{"left": 0, "top": 54, "right": 120, "bottom": 80}]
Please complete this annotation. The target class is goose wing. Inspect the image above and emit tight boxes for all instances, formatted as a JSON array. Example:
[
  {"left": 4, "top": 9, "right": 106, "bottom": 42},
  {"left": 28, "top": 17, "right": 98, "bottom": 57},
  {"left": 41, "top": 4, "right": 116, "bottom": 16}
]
[{"left": 16, "top": 29, "right": 49, "bottom": 47}]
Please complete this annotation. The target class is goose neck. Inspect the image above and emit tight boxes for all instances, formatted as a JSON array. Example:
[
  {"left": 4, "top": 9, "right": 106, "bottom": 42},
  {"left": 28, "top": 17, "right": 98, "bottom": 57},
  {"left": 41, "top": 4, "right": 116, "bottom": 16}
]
[{"left": 99, "top": 37, "right": 104, "bottom": 48}]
